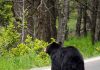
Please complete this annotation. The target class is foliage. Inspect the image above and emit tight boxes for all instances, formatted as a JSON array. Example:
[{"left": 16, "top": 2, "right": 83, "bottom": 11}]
[
  {"left": 64, "top": 36, "right": 100, "bottom": 58},
  {"left": 0, "top": 54, "right": 35, "bottom": 70},
  {"left": 0, "top": 35, "right": 51, "bottom": 70},
  {"left": 0, "top": 31, "right": 100, "bottom": 70},
  {"left": 0, "top": 0, "right": 13, "bottom": 26},
  {"left": 10, "top": 36, "right": 49, "bottom": 57},
  {"left": 0, "top": 0, "right": 100, "bottom": 69},
  {"left": 11, "top": 43, "right": 31, "bottom": 56},
  {"left": 0, "top": 23, "right": 20, "bottom": 55},
  {"left": 33, "top": 39, "right": 48, "bottom": 54},
  {"left": 32, "top": 39, "right": 50, "bottom": 66}
]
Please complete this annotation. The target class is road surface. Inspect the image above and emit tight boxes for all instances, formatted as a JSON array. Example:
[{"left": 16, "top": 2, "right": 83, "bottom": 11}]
[{"left": 30, "top": 56, "right": 100, "bottom": 70}]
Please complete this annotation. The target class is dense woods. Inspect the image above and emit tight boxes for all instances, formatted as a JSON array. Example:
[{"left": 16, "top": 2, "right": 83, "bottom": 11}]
[
  {"left": 11, "top": 0, "right": 100, "bottom": 45},
  {"left": 0, "top": 0, "right": 100, "bottom": 70},
  {"left": 75, "top": 0, "right": 100, "bottom": 44},
  {"left": 0, "top": 0, "right": 100, "bottom": 44}
]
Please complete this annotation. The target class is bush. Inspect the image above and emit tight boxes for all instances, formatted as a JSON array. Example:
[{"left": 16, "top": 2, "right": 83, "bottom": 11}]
[
  {"left": 0, "top": 28, "right": 51, "bottom": 69},
  {"left": 11, "top": 43, "right": 31, "bottom": 56},
  {"left": 32, "top": 39, "right": 50, "bottom": 66},
  {"left": 0, "top": 23, "right": 20, "bottom": 55},
  {"left": 33, "top": 39, "right": 48, "bottom": 54},
  {"left": 10, "top": 37, "right": 50, "bottom": 66}
]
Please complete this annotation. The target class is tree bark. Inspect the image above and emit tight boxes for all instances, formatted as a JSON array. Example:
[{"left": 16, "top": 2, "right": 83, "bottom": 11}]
[
  {"left": 76, "top": 3, "right": 83, "bottom": 36},
  {"left": 91, "top": 0, "right": 99, "bottom": 44},
  {"left": 95, "top": 0, "right": 100, "bottom": 41},
  {"left": 12, "top": 0, "right": 23, "bottom": 31},
  {"left": 25, "top": 0, "right": 35, "bottom": 38},
  {"left": 13, "top": 0, "right": 26, "bottom": 42},
  {"left": 57, "top": 0, "right": 69, "bottom": 45},
  {"left": 34, "top": 0, "right": 57, "bottom": 42},
  {"left": 83, "top": 2, "right": 87, "bottom": 36}
]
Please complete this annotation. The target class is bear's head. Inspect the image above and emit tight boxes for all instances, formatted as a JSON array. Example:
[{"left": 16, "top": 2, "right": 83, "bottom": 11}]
[{"left": 45, "top": 42, "right": 62, "bottom": 55}]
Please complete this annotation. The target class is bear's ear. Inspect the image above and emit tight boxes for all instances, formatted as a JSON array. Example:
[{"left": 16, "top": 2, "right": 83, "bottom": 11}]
[
  {"left": 56, "top": 42, "right": 62, "bottom": 47},
  {"left": 51, "top": 42, "right": 60, "bottom": 48},
  {"left": 58, "top": 42, "right": 62, "bottom": 46},
  {"left": 51, "top": 42, "right": 58, "bottom": 46}
]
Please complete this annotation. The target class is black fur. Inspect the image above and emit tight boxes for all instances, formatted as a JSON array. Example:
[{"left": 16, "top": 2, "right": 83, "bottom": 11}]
[{"left": 46, "top": 42, "right": 84, "bottom": 70}]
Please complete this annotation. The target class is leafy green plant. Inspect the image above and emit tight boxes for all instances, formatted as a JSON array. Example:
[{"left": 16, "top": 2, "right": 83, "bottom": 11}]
[
  {"left": 32, "top": 39, "right": 50, "bottom": 66},
  {"left": 11, "top": 43, "right": 31, "bottom": 56},
  {"left": 0, "top": 23, "right": 20, "bottom": 55},
  {"left": 0, "top": 0, "right": 13, "bottom": 26},
  {"left": 33, "top": 39, "right": 48, "bottom": 54}
]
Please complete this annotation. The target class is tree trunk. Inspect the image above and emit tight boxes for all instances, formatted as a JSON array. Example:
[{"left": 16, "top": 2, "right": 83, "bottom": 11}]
[
  {"left": 12, "top": 0, "right": 23, "bottom": 31},
  {"left": 86, "top": 10, "right": 92, "bottom": 32},
  {"left": 95, "top": 0, "right": 100, "bottom": 41},
  {"left": 34, "top": 0, "right": 57, "bottom": 42},
  {"left": 25, "top": 0, "right": 35, "bottom": 38},
  {"left": 91, "top": 0, "right": 99, "bottom": 44},
  {"left": 57, "top": 0, "right": 69, "bottom": 45},
  {"left": 65, "top": 0, "right": 70, "bottom": 40},
  {"left": 83, "top": 2, "right": 87, "bottom": 36},
  {"left": 13, "top": 0, "right": 26, "bottom": 42},
  {"left": 76, "top": 4, "right": 83, "bottom": 36}
]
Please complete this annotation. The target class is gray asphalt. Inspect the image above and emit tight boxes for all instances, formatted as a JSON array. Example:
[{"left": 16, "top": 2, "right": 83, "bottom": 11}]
[
  {"left": 85, "top": 57, "right": 100, "bottom": 70},
  {"left": 30, "top": 56, "right": 100, "bottom": 70}
]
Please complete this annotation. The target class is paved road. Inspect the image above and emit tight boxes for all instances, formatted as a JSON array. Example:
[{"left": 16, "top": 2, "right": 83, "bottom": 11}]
[
  {"left": 30, "top": 56, "right": 100, "bottom": 70},
  {"left": 85, "top": 56, "right": 100, "bottom": 70}
]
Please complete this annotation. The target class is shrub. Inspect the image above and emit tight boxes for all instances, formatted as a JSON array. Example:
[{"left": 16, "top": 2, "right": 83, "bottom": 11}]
[
  {"left": 0, "top": 23, "right": 20, "bottom": 55},
  {"left": 33, "top": 39, "right": 48, "bottom": 54},
  {"left": 11, "top": 43, "right": 31, "bottom": 56}
]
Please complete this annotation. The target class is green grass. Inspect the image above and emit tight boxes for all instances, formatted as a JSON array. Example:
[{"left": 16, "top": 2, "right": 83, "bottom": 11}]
[
  {"left": 0, "top": 11, "right": 100, "bottom": 70},
  {"left": 64, "top": 36, "right": 100, "bottom": 59},
  {"left": 0, "top": 54, "right": 35, "bottom": 70},
  {"left": 0, "top": 53, "right": 50, "bottom": 70},
  {"left": 0, "top": 36, "right": 100, "bottom": 70}
]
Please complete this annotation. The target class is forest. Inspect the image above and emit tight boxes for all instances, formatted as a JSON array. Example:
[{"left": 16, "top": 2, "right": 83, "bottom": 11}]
[{"left": 0, "top": 0, "right": 100, "bottom": 70}]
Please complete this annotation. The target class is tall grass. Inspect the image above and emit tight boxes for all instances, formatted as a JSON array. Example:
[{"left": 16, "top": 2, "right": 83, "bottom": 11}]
[
  {"left": 0, "top": 54, "right": 35, "bottom": 70},
  {"left": 0, "top": 53, "right": 50, "bottom": 70},
  {"left": 64, "top": 36, "right": 100, "bottom": 58}
]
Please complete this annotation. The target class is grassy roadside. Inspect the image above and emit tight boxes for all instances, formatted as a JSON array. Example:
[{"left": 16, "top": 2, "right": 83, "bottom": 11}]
[
  {"left": 0, "top": 11, "right": 100, "bottom": 70},
  {"left": 64, "top": 36, "right": 100, "bottom": 58},
  {"left": 0, "top": 36, "right": 100, "bottom": 70}
]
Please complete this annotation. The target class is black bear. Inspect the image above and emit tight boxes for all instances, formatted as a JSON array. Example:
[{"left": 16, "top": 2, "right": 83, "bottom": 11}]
[{"left": 46, "top": 42, "right": 84, "bottom": 70}]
